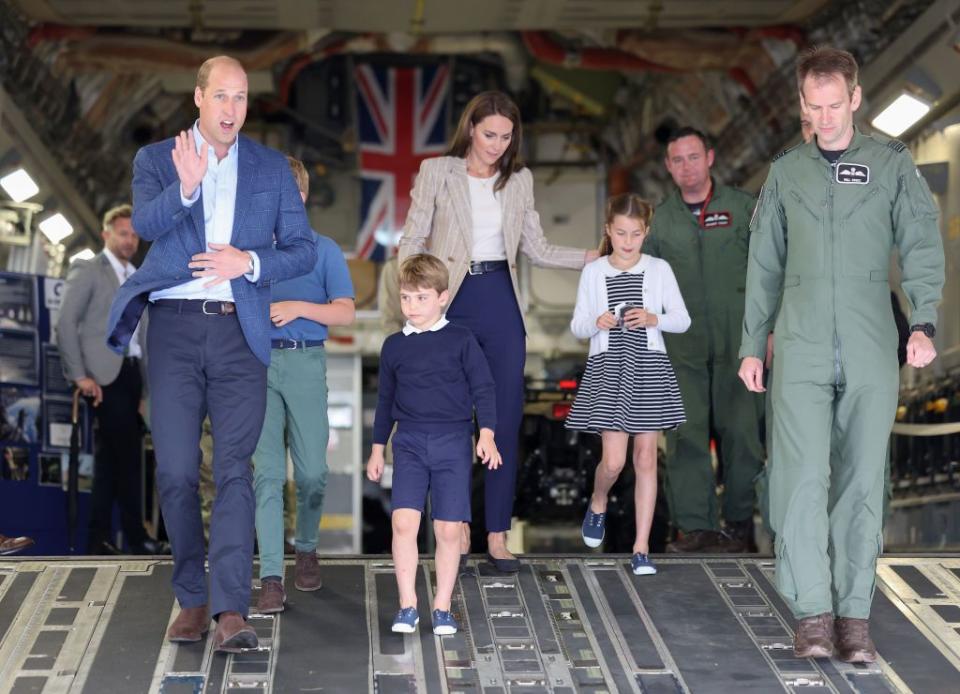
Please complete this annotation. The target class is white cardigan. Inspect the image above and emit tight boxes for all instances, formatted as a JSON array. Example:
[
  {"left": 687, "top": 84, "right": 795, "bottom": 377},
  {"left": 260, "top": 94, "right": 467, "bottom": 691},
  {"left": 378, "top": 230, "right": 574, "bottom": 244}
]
[{"left": 570, "top": 255, "right": 691, "bottom": 357}]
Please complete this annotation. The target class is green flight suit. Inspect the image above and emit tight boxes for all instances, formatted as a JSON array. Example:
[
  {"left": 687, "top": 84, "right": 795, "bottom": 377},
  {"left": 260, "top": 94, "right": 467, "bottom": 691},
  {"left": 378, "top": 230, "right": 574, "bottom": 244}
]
[
  {"left": 648, "top": 183, "right": 765, "bottom": 533},
  {"left": 741, "top": 129, "right": 943, "bottom": 619}
]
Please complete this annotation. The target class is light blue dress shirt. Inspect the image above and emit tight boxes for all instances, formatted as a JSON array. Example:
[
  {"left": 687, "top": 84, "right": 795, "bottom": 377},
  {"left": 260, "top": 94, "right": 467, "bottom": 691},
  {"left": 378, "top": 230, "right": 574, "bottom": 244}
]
[{"left": 150, "top": 121, "right": 259, "bottom": 302}]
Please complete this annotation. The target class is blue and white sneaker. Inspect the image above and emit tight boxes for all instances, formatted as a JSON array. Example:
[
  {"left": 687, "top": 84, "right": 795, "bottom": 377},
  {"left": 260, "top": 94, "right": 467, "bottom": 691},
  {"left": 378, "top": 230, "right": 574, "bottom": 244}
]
[
  {"left": 631, "top": 553, "right": 657, "bottom": 576},
  {"left": 581, "top": 508, "right": 606, "bottom": 548},
  {"left": 391, "top": 606, "right": 419, "bottom": 633},
  {"left": 432, "top": 609, "right": 458, "bottom": 635}
]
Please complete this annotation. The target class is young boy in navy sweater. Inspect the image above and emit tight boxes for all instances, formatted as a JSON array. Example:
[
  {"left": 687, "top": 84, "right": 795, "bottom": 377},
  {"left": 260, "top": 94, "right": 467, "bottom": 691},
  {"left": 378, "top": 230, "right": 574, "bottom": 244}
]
[{"left": 367, "top": 254, "right": 501, "bottom": 636}]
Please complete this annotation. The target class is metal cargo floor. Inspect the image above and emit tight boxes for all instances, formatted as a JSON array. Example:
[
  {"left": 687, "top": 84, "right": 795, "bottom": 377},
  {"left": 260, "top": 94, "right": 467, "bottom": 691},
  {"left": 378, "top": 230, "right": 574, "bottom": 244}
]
[{"left": 1, "top": 555, "right": 958, "bottom": 693}]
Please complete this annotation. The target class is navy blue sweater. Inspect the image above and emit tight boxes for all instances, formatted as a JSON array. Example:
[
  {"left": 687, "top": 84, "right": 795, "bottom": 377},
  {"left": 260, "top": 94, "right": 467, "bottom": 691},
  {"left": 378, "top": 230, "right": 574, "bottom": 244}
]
[{"left": 372, "top": 323, "right": 497, "bottom": 444}]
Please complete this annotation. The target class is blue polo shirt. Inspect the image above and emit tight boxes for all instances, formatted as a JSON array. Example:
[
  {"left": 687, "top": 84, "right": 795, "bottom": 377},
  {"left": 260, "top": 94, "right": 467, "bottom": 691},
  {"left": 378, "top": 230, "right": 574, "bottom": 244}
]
[{"left": 270, "top": 232, "right": 354, "bottom": 342}]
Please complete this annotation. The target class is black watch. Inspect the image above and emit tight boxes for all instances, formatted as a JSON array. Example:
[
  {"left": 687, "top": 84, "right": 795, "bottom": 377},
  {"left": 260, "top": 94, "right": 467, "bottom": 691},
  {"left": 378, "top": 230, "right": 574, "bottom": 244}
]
[{"left": 910, "top": 323, "right": 935, "bottom": 338}]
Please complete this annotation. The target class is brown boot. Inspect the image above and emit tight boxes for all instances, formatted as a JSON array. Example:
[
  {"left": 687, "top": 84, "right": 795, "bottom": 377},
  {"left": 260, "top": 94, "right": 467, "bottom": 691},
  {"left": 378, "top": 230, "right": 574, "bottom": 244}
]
[
  {"left": 213, "top": 611, "right": 258, "bottom": 653},
  {"left": 256, "top": 579, "right": 286, "bottom": 614},
  {"left": 167, "top": 606, "right": 210, "bottom": 643},
  {"left": 666, "top": 529, "right": 724, "bottom": 553},
  {"left": 294, "top": 550, "right": 323, "bottom": 591},
  {"left": 793, "top": 612, "right": 834, "bottom": 658},
  {"left": 835, "top": 617, "right": 877, "bottom": 663},
  {"left": 0, "top": 534, "right": 34, "bottom": 555}
]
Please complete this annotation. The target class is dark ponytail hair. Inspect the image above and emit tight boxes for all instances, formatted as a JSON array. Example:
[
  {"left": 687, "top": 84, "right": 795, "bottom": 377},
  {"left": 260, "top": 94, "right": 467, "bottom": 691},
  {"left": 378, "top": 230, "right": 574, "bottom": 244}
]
[
  {"left": 446, "top": 91, "right": 523, "bottom": 192},
  {"left": 598, "top": 193, "right": 654, "bottom": 256}
]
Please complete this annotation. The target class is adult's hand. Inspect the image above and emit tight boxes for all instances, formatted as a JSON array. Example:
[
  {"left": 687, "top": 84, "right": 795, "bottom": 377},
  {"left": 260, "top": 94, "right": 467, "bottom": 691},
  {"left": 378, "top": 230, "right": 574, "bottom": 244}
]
[
  {"left": 906, "top": 332, "right": 936, "bottom": 368},
  {"left": 75, "top": 377, "right": 103, "bottom": 407},
  {"left": 189, "top": 243, "right": 251, "bottom": 287},
  {"left": 171, "top": 129, "right": 208, "bottom": 199},
  {"left": 738, "top": 357, "right": 765, "bottom": 393}
]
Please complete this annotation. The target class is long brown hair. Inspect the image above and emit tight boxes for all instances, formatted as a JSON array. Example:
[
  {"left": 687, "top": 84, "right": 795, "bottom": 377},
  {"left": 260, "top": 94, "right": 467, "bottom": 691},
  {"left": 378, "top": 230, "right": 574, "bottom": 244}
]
[
  {"left": 446, "top": 91, "right": 523, "bottom": 192},
  {"left": 598, "top": 193, "right": 654, "bottom": 256}
]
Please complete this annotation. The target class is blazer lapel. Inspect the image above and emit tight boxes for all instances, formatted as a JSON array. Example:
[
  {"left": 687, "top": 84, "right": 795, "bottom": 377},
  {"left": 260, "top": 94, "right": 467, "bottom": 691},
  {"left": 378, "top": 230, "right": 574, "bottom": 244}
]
[
  {"left": 189, "top": 192, "right": 205, "bottom": 251},
  {"left": 231, "top": 138, "right": 255, "bottom": 245},
  {"left": 448, "top": 158, "right": 473, "bottom": 251},
  {"left": 98, "top": 253, "right": 120, "bottom": 290},
  {"left": 501, "top": 172, "right": 522, "bottom": 256}
]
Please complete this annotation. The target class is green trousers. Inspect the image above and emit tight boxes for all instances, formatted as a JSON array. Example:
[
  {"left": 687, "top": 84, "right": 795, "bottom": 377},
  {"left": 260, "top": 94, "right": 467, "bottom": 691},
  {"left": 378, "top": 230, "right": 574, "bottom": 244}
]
[
  {"left": 253, "top": 346, "right": 329, "bottom": 580},
  {"left": 770, "top": 354, "right": 897, "bottom": 619},
  {"left": 665, "top": 359, "right": 764, "bottom": 531}
]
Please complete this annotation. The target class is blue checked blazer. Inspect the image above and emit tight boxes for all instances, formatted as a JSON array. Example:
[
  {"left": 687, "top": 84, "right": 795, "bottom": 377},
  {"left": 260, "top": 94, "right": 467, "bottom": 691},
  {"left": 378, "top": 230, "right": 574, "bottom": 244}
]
[{"left": 106, "top": 134, "right": 316, "bottom": 366}]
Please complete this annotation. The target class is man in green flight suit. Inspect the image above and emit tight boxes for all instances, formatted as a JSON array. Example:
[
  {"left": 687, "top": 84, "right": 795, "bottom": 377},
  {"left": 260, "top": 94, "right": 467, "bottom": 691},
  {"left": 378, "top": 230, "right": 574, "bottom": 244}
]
[
  {"left": 739, "top": 46, "right": 943, "bottom": 663},
  {"left": 647, "top": 127, "right": 765, "bottom": 553}
]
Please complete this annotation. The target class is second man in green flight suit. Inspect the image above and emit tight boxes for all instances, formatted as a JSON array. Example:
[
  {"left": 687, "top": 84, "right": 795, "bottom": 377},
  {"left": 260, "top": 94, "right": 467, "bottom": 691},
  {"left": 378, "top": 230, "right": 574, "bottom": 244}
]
[{"left": 647, "top": 127, "right": 765, "bottom": 553}]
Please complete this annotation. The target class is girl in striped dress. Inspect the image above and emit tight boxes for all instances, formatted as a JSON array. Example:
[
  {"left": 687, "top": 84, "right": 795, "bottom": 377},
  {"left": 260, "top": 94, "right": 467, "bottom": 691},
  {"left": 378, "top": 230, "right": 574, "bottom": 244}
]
[{"left": 565, "top": 193, "right": 691, "bottom": 575}]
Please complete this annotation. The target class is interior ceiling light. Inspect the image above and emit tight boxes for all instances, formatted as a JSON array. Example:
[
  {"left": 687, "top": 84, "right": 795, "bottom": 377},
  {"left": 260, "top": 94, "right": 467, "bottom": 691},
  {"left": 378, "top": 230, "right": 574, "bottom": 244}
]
[
  {"left": 0, "top": 168, "right": 40, "bottom": 202},
  {"left": 871, "top": 92, "right": 931, "bottom": 137},
  {"left": 38, "top": 212, "right": 74, "bottom": 244},
  {"left": 69, "top": 248, "right": 96, "bottom": 263}
]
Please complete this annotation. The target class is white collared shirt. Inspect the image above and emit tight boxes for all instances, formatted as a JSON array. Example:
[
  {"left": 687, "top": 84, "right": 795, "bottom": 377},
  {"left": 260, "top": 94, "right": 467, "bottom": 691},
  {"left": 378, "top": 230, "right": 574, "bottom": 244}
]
[
  {"left": 103, "top": 248, "right": 142, "bottom": 358},
  {"left": 150, "top": 121, "right": 259, "bottom": 303},
  {"left": 402, "top": 315, "right": 450, "bottom": 336}
]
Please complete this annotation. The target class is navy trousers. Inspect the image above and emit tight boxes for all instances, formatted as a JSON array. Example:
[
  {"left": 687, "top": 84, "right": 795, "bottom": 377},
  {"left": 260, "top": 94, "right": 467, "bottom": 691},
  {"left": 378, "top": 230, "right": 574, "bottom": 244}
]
[
  {"left": 147, "top": 304, "right": 267, "bottom": 618},
  {"left": 447, "top": 270, "right": 525, "bottom": 533}
]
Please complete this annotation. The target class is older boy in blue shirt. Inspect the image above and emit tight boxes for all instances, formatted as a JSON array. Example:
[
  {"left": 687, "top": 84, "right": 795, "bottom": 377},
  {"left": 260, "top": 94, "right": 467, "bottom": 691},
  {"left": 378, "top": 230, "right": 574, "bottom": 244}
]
[
  {"left": 367, "top": 254, "right": 500, "bottom": 636},
  {"left": 254, "top": 157, "right": 355, "bottom": 613}
]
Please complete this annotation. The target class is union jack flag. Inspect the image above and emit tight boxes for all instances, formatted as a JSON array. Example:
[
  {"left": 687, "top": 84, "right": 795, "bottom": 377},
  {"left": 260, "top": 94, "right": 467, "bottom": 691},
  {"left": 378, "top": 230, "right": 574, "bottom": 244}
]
[{"left": 353, "top": 63, "right": 451, "bottom": 260}]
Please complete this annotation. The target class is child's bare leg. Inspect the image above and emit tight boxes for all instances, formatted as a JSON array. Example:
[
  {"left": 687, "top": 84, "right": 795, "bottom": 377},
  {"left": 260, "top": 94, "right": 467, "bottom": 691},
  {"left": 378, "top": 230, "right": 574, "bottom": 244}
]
[
  {"left": 590, "top": 431, "right": 629, "bottom": 512},
  {"left": 392, "top": 509, "right": 422, "bottom": 608},
  {"left": 433, "top": 520, "right": 461, "bottom": 611},
  {"left": 632, "top": 433, "right": 659, "bottom": 555}
]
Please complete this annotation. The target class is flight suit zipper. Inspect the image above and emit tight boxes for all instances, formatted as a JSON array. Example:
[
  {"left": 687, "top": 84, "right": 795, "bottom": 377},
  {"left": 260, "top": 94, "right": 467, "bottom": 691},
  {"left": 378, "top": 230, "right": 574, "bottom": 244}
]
[{"left": 828, "top": 161, "right": 841, "bottom": 387}]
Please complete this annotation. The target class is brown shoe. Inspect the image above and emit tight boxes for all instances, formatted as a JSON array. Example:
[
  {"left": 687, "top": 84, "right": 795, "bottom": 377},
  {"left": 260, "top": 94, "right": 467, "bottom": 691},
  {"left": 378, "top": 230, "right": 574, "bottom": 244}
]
[
  {"left": 294, "top": 551, "right": 323, "bottom": 591},
  {"left": 213, "top": 611, "right": 258, "bottom": 653},
  {"left": 666, "top": 529, "right": 724, "bottom": 553},
  {"left": 167, "top": 606, "right": 210, "bottom": 643},
  {"left": 256, "top": 579, "right": 286, "bottom": 614},
  {"left": 835, "top": 617, "right": 877, "bottom": 663},
  {"left": 794, "top": 612, "right": 834, "bottom": 658},
  {"left": 0, "top": 534, "right": 34, "bottom": 555}
]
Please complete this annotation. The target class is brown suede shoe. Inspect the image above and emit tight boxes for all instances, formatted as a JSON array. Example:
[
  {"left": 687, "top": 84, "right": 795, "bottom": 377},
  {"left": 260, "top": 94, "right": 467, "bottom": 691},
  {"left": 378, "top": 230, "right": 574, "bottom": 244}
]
[
  {"left": 294, "top": 551, "right": 323, "bottom": 591},
  {"left": 794, "top": 612, "right": 834, "bottom": 658},
  {"left": 167, "top": 606, "right": 210, "bottom": 643},
  {"left": 835, "top": 617, "right": 877, "bottom": 663},
  {"left": 0, "top": 534, "right": 34, "bottom": 555},
  {"left": 256, "top": 579, "right": 286, "bottom": 614},
  {"left": 666, "top": 530, "right": 725, "bottom": 553},
  {"left": 213, "top": 611, "right": 258, "bottom": 653}
]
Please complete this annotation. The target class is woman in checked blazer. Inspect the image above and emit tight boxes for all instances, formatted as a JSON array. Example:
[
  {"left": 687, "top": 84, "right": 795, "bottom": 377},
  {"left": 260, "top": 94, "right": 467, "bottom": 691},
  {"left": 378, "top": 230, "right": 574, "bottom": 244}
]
[{"left": 398, "top": 91, "right": 597, "bottom": 571}]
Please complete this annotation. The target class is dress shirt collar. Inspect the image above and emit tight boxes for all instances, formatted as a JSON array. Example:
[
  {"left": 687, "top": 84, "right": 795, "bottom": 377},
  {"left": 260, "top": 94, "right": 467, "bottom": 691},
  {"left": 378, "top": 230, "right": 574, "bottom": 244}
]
[
  {"left": 192, "top": 120, "right": 239, "bottom": 162},
  {"left": 102, "top": 247, "right": 135, "bottom": 278},
  {"left": 402, "top": 315, "right": 450, "bottom": 336}
]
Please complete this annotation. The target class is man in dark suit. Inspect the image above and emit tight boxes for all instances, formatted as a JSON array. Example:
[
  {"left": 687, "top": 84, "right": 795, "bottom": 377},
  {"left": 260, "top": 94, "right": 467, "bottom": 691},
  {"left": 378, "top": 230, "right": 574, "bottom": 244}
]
[
  {"left": 107, "top": 55, "right": 316, "bottom": 653},
  {"left": 57, "top": 204, "right": 152, "bottom": 555}
]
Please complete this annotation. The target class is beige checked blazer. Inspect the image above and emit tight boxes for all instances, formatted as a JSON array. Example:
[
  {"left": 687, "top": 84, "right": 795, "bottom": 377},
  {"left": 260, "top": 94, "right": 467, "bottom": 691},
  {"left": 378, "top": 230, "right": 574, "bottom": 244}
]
[{"left": 398, "top": 156, "right": 587, "bottom": 329}]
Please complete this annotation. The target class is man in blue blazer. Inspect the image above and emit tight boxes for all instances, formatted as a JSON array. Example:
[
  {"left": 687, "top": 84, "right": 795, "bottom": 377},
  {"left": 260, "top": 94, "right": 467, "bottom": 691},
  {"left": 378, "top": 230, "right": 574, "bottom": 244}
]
[{"left": 107, "top": 55, "right": 316, "bottom": 653}]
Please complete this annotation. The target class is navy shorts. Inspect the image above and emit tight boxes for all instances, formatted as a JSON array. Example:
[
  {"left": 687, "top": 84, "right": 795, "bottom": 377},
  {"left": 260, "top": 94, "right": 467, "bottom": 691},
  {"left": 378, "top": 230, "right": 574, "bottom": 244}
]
[{"left": 390, "top": 428, "right": 472, "bottom": 522}]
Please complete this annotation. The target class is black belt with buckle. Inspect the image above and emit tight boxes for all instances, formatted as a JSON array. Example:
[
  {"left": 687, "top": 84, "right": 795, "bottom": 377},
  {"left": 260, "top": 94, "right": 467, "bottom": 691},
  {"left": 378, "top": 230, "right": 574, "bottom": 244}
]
[
  {"left": 154, "top": 299, "right": 237, "bottom": 315},
  {"left": 271, "top": 338, "right": 325, "bottom": 350},
  {"left": 467, "top": 260, "right": 508, "bottom": 275}
]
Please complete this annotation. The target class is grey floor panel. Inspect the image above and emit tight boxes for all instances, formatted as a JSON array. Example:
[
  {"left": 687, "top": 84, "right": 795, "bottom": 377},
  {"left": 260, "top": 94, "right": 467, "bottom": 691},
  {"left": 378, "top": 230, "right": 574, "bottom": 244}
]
[{"left": 0, "top": 556, "right": 957, "bottom": 692}]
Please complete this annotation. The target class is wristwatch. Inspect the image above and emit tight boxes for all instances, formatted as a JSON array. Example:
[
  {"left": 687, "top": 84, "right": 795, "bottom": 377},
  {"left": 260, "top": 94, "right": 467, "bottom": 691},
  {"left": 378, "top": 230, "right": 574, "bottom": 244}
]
[{"left": 910, "top": 323, "right": 935, "bottom": 338}]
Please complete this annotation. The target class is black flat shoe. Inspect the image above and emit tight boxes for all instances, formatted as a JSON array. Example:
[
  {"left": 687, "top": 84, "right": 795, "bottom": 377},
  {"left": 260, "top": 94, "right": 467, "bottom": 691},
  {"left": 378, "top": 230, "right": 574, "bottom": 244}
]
[{"left": 485, "top": 553, "right": 520, "bottom": 574}]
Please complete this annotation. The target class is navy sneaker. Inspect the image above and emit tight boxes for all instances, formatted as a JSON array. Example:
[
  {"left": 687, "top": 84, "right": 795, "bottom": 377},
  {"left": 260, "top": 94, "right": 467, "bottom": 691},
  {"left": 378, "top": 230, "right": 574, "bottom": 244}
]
[
  {"left": 432, "top": 609, "right": 458, "bottom": 636},
  {"left": 581, "top": 508, "right": 606, "bottom": 548},
  {"left": 391, "top": 606, "right": 419, "bottom": 633},
  {"left": 631, "top": 553, "right": 657, "bottom": 576}
]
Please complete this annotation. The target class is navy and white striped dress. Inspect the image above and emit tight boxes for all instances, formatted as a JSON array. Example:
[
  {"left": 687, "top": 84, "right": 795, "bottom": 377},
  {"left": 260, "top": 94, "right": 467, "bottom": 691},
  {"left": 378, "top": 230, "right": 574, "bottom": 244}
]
[{"left": 565, "top": 271, "right": 685, "bottom": 434}]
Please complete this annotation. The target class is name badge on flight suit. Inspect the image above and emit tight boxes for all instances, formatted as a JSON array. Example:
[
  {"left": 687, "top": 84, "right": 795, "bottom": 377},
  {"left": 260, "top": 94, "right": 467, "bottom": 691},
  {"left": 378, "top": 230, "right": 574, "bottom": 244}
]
[
  {"left": 702, "top": 211, "right": 732, "bottom": 228},
  {"left": 836, "top": 163, "right": 870, "bottom": 184}
]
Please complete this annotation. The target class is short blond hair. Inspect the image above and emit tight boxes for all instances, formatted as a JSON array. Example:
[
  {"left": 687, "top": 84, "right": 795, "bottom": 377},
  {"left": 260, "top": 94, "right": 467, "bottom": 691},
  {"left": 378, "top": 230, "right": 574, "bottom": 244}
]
[
  {"left": 286, "top": 156, "right": 309, "bottom": 197},
  {"left": 399, "top": 254, "right": 448, "bottom": 294},
  {"left": 102, "top": 204, "right": 132, "bottom": 231},
  {"left": 196, "top": 55, "right": 245, "bottom": 91}
]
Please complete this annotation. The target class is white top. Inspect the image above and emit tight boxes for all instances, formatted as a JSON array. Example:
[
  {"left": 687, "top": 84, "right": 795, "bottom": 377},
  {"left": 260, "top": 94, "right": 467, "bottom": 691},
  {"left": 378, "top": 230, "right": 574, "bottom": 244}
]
[
  {"left": 151, "top": 121, "right": 260, "bottom": 303},
  {"left": 570, "top": 255, "right": 690, "bottom": 356},
  {"left": 103, "top": 248, "right": 142, "bottom": 358},
  {"left": 468, "top": 174, "right": 506, "bottom": 261},
  {"left": 402, "top": 315, "right": 449, "bottom": 336}
]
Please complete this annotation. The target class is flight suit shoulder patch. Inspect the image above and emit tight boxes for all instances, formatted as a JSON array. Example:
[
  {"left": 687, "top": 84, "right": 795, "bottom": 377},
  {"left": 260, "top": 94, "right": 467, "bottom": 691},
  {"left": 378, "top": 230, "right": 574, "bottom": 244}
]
[{"left": 886, "top": 139, "right": 907, "bottom": 153}]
